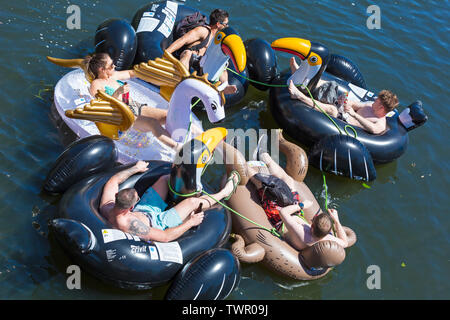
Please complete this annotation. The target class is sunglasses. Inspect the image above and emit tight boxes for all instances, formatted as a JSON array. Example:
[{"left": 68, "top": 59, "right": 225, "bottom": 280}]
[
  {"left": 220, "top": 21, "right": 229, "bottom": 27},
  {"left": 105, "top": 62, "right": 115, "bottom": 70}
]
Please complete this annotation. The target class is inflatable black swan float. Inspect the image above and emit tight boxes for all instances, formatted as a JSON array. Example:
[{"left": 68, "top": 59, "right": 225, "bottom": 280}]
[
  {"left": 44, "top": 128, "right": 240, "bottom": 299},
  {"left": 244, "top": 37, "right": 428, "bottom": 181}
]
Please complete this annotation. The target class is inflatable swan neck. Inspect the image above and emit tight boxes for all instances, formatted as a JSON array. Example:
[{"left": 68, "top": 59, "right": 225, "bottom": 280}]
[
  {"left": 166, "top": 78, "right": 225, "bottom": 142},
  {"left": 271, "top": 38, "right": 329, "bottom": 91}
]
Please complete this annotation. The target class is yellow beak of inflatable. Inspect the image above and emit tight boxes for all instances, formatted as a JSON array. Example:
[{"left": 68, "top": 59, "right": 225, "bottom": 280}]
[
  {"left": 194, "top": 127, "right": 228, "bottom": 170},
  {"left": 221, "top": 34, "right": 247, "bottom": 73},
  {"left": 271, "top": 37, "right": 323, "bottom": 66},
  {"left": 271, "top": 37, "right": 312, "bottom": 59}
]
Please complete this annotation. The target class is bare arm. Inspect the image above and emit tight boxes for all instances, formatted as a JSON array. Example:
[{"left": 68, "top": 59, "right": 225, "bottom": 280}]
[
  {"left": 114, "top": 69, "right": 136, "bottom": 80},
  {"left": 327, "top": 209, "right": 348, "bottom": 248},
  {"left": 126, "top": 212, "right": 204, "bottom": 242},
  {"left": 100, "top": 161, "right": 149, "bottom": 211},
  {"left": 279, "top": 204, "right": 308, "bottom": 242},
  {"left": 288, "top": 81, "right": 338, "bottom": 115},
  {"left": 346, "top": 100, "right": 370, "bottom": 111},
  {"left": 166, "top": 27, "right": 208, "bottom": 53},
  {"left": 346, "top": 108, "right": 385, "bottom": 134}
]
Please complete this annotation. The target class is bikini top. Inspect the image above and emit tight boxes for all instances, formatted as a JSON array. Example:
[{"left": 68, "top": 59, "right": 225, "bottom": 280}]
[{"left": 104, "top": 80, "right": 125, "bottom": 96}]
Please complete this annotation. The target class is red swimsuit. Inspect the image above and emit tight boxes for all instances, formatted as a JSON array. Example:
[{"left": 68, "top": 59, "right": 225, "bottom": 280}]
[{"left": 258, "top": 189, "right": 301, "bottom": 230}]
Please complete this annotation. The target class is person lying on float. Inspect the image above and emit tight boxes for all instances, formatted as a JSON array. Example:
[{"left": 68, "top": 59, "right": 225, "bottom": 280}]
[
  {"left": 99, "top": 145, "right": 240, "bottom": 242},
  {"left": 166, "top": 9, "right": 244, "bottom": 95},
  {"left": 247, "top": 138, "right": 348, "bottom": 250},
  {"left": 84, "top": 52, "right": 202, "bottom": 150},
  {"left": 271, "top": 37, "right": 399, "bottom": 135},
  {"left": 288, "top": 76, "right": 398, "bottom": 135}
]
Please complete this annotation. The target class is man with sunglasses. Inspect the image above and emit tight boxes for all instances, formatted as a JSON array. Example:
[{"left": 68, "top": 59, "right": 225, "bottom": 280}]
[{"left": 166, "top": 9, "right": 237, "bottom": 95}]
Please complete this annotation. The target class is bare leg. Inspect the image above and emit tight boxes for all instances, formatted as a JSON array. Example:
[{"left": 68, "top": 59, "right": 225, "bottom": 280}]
[
  {"left": 179, "top": 50, "right": 192, "bottom": 70},
  {"left": 173, "top": 171, "right": 240, "bottom": 221},
  {"left": 260, "top": 152, "right": 296, "bottom": 191},
  {"left": 150, "top": 175, "right": 169, "bottom": 202},
  {"left": 290, "top": 56, "right": 299, "bottom": 74},
  {"left": 219, "top": 70, "right": 237, "bottom": 95},
  {"left": 288, "top": 80, "right": 339, "bottom": 118},
  {"left": 140, "top": 107, "right": 168, "bottom": 126},
  {"left": 133, "top": 116, "right": 179, "bottom": 150},
  {"left": 247, "top": 165, "right": 263, "bottom": 190}
]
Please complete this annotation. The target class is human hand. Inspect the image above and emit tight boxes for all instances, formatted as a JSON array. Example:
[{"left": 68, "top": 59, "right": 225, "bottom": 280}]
[
  {"left": 135, "top": 160, "right": 149, "bottom": 172},
  {"left": 344, "top": 104, "right": 356, "bottom": 116},
  {"left": 337, "top": 94, "right": 346, "bottom": 106},
  {"left": 328, "top": 208, "right": 340, "bottom": 223},
  {"left": 114, "top": 83, "right": 130, "bottom": 96},
  {"left": 189, "top": 211, "right": 204, "bottom": 227}
]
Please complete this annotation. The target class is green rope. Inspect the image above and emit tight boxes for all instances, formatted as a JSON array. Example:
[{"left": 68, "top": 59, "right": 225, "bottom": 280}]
[
  {"left": 167, "top": 179, "right": 282, "bottom": 238},
  {"left": 226, "top": 67, "right": 292, "bottom": 88},
  {"left": 201, "top": 189, "right": 282, "bottom": 238},
  {"left": 227, "top": 67, "right": 359, "bottom": 139}
]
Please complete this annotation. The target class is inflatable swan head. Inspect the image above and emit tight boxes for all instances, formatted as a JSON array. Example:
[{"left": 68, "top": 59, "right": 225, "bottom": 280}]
[
  {"left": 271, "top": 37, "right": 330, "bottom": 91},
  {"left": 200, "top": 27, "right": 247, "bottom": 82},
  {"left": 169, "top": 127, "right": 228, "bottom": 202}
]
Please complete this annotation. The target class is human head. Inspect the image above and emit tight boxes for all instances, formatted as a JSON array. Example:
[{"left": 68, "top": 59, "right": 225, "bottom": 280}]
[
  {"left": 114, "top": 188, "right": 139, "bottom": 211},
  {"left": 210, "top": 9, "right": 229, "bottom": 29},
  {"left": 84, "top": 53, "right": 115, "bottom": 80},
  {"left": 310, "top": 213, "right": 333, "bottom": 239},
  {"left": 375, "top": 90, "right": 399, "bottom": 115}
]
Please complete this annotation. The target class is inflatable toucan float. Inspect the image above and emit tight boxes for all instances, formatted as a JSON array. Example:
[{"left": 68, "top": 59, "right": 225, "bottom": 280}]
[
  {"left": 244, "top": 37, "right": 427, "bottom": 181},
  {"left": 45, "top": 127, "right": 241, "bottom": 299}
]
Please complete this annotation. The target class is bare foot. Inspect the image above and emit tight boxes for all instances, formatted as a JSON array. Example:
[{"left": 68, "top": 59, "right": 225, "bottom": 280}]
[
  {"left": 288, "top": 80, "right": 303, "bottom": 100},
  {"left": 222, "top": 85, "right": 237, "bottom": 95},
  {"left": 290, "top": 56, "right": 299, "bottom": 74},
  {"left": 223, "top": 170, "right": 240, "bottom": 199}
]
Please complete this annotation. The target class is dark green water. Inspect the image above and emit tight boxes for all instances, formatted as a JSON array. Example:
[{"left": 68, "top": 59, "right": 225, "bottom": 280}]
[{"left": 0, "top": 0, "right": 448, "bottom": 299}]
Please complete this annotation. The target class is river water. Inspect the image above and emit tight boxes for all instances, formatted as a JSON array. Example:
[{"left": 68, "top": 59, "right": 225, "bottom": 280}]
[{"left": 0, "top": 0, "right": 448, "bottom": 299}]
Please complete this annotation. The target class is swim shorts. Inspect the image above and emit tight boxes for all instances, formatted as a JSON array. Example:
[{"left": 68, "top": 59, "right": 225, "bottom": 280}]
[
  {"left": 134, "top": 187, "right": 182, "bottom": 230},
  {"left": 258, "top": 189, "right": 301, "bottom": 230}
]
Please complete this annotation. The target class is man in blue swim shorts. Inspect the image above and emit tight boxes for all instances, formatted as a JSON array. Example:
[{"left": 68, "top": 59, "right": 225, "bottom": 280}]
[{"left": 100, "top": 161, "right": 240, "bottom": 242}]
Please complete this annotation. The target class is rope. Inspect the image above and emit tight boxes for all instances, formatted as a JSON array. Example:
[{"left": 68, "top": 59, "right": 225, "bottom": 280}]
[
  {"left": 226, "top": 67, "right": 359, "bottom": 139},
  {"left": 167, "top": 178, "right": 282, "bottom": 238}
]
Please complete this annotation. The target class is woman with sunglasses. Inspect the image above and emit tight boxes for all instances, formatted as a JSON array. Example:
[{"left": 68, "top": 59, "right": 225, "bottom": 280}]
[{"left": 84, "top": 52, "right": 197, "bottom": 151}]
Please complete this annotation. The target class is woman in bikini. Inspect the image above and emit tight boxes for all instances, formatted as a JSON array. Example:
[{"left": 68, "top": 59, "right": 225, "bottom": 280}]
[{"left": 84, "top": 53, "right": 199, "bottom": 150}]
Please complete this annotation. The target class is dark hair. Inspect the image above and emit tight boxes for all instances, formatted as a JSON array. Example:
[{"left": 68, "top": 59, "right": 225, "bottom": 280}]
[
  {"left": 378, "top": 90, "right": 399, "bottom": 113},
  {"left": 210, "top": 9, "right": 229, "bottom": 26},
  {"left": 311, "top": 213, "right": 332, "bottom": 238},
  {"left": 115, "top": 188, "right": 138, "bottom": 210},
  {"left": 83, "top": 52, "right": 110, "bottom": 80}
]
